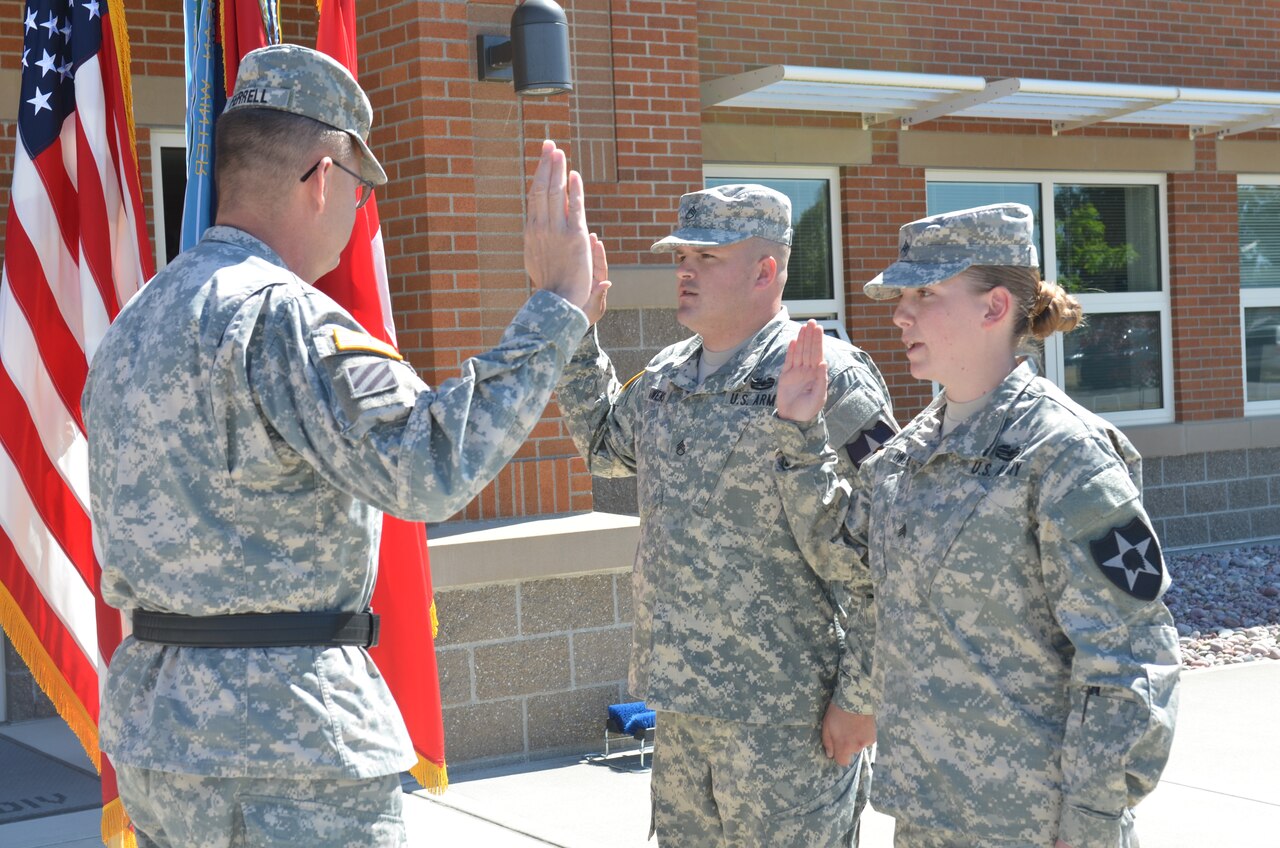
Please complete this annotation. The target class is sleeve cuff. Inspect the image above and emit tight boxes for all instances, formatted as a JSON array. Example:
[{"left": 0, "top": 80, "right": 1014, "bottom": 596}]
[
  {"left": 517, "top": 289, "right": 591, "bottom": 346},
  {"left": 834, "top": 677, "right": 875, "bottom": 715},
  {"left": 770, "top": 412, "right": 832, "bottom": 469}
]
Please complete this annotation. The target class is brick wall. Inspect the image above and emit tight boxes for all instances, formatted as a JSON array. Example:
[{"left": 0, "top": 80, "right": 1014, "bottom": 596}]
[
  {"left": 696, "top": 0, "right": 1280, "bottom": 88},
  {"left": 10, "top": 1, "right": 1274, "bottom": 510},
  {"left": 692, "top": 0, "right": 1280, "bottom": 421},
  {"left": 1168, "top": 139, "right": 1243, "bottom": 421}
]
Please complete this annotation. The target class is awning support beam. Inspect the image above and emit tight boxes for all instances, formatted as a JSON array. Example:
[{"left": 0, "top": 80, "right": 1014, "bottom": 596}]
[{"left": 898, "top": 78, "right": 1022, "bottom": 130}]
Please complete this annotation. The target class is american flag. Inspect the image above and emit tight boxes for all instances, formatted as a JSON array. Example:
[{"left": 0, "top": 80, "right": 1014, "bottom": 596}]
[{"left": 0, "top": 0, "right": 151, "bottom": 844}]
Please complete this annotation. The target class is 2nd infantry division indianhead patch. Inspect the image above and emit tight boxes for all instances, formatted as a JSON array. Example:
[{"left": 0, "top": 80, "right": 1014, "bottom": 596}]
[
  {"left": 1088, "top": 517, "right": 1165, "bottom": 602},
  {"left": 845, "top": 419, "right": 897, "bottom": 468}
]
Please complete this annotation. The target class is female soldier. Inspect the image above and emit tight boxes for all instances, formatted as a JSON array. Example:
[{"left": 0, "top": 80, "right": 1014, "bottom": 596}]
[{"left": 772, "top": 203, "right": 1179, "bottom": 848}]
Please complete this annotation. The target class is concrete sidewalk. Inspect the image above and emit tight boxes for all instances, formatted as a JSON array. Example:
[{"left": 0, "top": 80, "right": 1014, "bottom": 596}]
[
  {"left": 407, "top": 661, "right": 1280, "bottom": 847},
  {"left": 4, "top": 661, "right": 1278, "bottom": 847}
]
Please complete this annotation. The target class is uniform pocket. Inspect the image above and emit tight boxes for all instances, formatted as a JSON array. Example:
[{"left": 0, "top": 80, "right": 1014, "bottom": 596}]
[
  {"left": 692, "top": 407, "right": 780, "bottom": 537},
  {"left": 758, "top": 757, "right": 862, "bottom": 846},
  {"left": 239, "top": 793, "right": 405, "bottom": 848}
]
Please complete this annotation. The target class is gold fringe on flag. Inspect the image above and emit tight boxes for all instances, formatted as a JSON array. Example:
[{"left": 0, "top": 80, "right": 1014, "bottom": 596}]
[
  {"left": 418, "top": 597, "right": 446, "bottom": 792},
  {"left": 410, "top": 753, "right": 449, "bottom": 796},
  {"left": 102, "top": 797, "right": 138, "bottom": 848},
  {"left": 106, "top": 0, "right": 141, "bottom": 179},
  {"left": 0, "top": 581, "right": 100, "bottom": 772}
]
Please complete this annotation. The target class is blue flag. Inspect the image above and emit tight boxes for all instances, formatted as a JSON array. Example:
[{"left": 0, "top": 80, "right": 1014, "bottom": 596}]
[{"left": 181, "top": 0, "right": 224, "bottom": 250}]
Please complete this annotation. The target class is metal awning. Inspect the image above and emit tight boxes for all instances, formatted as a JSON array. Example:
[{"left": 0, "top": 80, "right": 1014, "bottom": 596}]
[{"left": 701, "top": 65, "right": 1280, "bottom": 139}]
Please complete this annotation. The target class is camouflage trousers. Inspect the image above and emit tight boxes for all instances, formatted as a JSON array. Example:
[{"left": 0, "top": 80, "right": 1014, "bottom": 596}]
[
  {"left": 651, "top": 710, "right": 870, "bottom": 847},
  {"left": 892, "top": 807, "right": 1138, "bottom": 848},
  {"left": 115, "top": 764, "right": 406, "bottom": 848}
]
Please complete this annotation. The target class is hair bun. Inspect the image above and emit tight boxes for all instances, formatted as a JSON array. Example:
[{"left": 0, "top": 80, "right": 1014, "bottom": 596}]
[{"left": 1029, "top": 281, "right": 1083, "bottom": 339}]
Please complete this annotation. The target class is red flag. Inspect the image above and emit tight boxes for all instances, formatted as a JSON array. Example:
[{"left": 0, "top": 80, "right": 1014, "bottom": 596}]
[
  {"left": 219, "top": 0, "right": 272, "bottom": 96},
  {"left": 313, "top": 0, "right": 448, "bottom": 792},
  {"left": 0, "top": 1, "right": 153, "bottom": 845}
]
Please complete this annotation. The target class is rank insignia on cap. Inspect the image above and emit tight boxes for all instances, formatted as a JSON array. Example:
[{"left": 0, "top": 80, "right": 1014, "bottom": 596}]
[
  {"left": 1088, "top": 517, "right": 1164, "bottom": 601},
  {"left": 845, "top": 419, "right": 896, "bottom": 467}
]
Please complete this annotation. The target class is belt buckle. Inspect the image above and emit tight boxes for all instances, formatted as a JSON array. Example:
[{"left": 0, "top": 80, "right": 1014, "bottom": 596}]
[{"left": 366, "top": 613, "right": 381, "bottom": 648}]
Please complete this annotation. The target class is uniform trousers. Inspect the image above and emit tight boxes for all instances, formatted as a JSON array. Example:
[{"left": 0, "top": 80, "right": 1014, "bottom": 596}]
[
  {"left": 651, "top": 710, "right": 869, "bottom": 847},
  {"left": 116, "top": 764, "right": 406, "bottom": 848},
  {"left": 891, "top": 807, "right": 1138, "bottom": 848}
]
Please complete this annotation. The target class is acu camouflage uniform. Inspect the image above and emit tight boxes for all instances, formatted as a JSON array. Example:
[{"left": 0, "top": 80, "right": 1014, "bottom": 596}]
[
  {"left": 83, "top": 226, "right": 586, "bottom": 785},
  {"left": 559, "top": 304, "right": 896, "bottom": 845},
  {"left": 776, "top": 361, "right": 1180, "bottom": 848}
]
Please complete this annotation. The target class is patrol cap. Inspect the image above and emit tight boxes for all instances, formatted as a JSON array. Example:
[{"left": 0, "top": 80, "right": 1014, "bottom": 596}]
[
  {"left": 224, "top": 44, "right": 387, "bottom": 186},
  {"left": 651, "top": 184, "right": 793, "bottom": 252},
  {"left": 863, "top": 203, "right": 1038, "bottom": 300}
]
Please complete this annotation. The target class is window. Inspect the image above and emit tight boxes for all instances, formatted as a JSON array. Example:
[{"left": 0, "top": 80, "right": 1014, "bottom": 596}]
[
  {"left": 148, "top": 129, "right": 188, "bottom": 269},
  {"left": 926, "top": 171, "right": 1172, "bottom": 426},
  {"left": 703, "top": 165, "right": 844, "bottom": 324},
  {"left": 1238, "top": 178, "right": 1280, "bottom": 413}
]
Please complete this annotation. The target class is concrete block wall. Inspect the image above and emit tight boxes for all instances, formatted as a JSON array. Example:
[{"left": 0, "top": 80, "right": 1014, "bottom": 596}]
[
  {"left": 434, "top": 570, "right": 635, "bottom": 766},
  {"left": 2, "top": 636, "right": 56, "bottom": 724},
  {"left": 1144, "top": 447, "right": 1280, "bottom": 549}
]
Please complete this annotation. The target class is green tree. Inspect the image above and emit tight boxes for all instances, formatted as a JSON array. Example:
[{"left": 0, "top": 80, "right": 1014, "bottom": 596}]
[{"left": 1055, "top": 194, "right": 1137, "bottom": 294}]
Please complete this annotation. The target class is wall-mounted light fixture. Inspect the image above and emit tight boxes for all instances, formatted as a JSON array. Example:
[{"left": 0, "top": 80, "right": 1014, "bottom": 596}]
[{"left": 477, "top": 0, "right": 573, "bottom": 96}]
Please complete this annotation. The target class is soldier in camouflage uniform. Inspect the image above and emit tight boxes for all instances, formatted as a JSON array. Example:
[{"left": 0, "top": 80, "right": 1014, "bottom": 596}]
[
  {"left": 558, "top": 184, "right": 898, "bottom": 846},
  {"left": 773, "top": 203, "right": 1180, "bottom": 848},
  {"left": 82, "top": 45, "right": 596, "bottom": 848}
]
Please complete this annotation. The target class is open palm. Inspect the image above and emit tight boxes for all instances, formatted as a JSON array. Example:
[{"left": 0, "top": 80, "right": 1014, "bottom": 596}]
[{"left": 777, "top": 319, "right": 829, "bottom": 422}]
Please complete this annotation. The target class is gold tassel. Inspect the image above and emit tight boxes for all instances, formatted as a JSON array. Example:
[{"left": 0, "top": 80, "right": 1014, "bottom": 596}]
[
  {"left": 0, "top": 581, "right": 101, "bottom": 772},
  {"left": 102, "top": 797, "right": 138, "bottom": 848},
  {"left": 409, "top": 754, "right": 449, "bottom": 795},
  {"left": 105, "top": 0, "right": 141, "bottom": 180},
  {"left": 429, "top": 598, "right": 439, "bottom": 639}
]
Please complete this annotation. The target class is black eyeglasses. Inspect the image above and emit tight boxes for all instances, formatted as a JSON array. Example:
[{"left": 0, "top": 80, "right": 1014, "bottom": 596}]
[{"left": 300, "top": 158, "right": 375, "bottom": 209}]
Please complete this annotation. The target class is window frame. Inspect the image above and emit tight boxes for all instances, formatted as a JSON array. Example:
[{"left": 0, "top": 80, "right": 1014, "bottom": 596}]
[
  {"left": 1237, "top": 174, "right": 1280, "bottom": 416},
  {"left": 148, "top": 128, "right": 187, "bottom": 271},
  {"left": 702, "top": 163, "right": 845, "bottom": 322},
  {"left": 926, "top": 168, "right": 1173, "bottom": 427}
]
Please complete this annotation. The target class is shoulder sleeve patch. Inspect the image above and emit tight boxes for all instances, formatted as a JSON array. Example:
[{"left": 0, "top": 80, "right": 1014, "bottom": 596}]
[
  {"left": 844, "top": 419, "right": 896, "bottom": 467},
  {"left": 332, "top": 326, "right": 403, "bottom": 361},
  {"left": 344, "top": 359, "right": 403, "bottom": 400},
  {"left": 1088, "top": 517, "right": 1165, "bottom": 601}
]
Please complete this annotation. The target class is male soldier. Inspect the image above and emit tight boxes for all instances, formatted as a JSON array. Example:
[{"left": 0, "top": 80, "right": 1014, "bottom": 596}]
[
  {"left": 83, "top": 45, "right": 595, "bottom": 847},
  {"left": 559, "top": 184, "right": 898, "bottom": 846}
]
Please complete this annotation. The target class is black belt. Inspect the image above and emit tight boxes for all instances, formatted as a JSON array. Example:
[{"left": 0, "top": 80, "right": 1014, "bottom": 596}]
[{"left": 131, "top": 610, "right": 380, "bottom": 648}]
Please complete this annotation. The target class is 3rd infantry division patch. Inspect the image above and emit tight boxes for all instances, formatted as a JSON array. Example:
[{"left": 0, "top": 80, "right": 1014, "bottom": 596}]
[{"left": 1088, "top": 517, "right": 1164, "bottom": 601}]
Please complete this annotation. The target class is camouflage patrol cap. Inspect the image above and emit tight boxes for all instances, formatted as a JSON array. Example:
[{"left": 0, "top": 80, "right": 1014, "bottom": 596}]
[
  {"left": 651, "top": 184, "right": 793, "bottom": 252},
  {"left": 863, "top": 203, "right": 1038, "bottom": 300},
  {"left": 224, "top": 44, "right": 387, "bottom": 186}
]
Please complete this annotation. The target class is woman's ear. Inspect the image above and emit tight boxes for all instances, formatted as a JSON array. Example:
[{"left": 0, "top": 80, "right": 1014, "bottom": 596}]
[{"left": 983, "top": 286, "right": 1014, "bottom": 328}]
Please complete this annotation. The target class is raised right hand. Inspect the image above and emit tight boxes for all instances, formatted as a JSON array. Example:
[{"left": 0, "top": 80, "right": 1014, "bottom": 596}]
[
  {"left": 583, "top": 233, "right": 612, "bottom": 326},
  {"left": 776, "top": 319, "right": 829, "bottom": 422},
  {"left": 523, "top": 140, "right": 592, "bottom": 309}
]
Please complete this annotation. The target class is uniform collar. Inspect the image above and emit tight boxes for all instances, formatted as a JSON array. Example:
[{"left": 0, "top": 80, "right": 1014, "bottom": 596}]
[
  {"left": 666, "top": 307, "right": 792, "bottom": 394},
  {"left": 202, "top": 225, "right": 290, "bottom": 272},
  {"left": 898, "top": 359, "right": 1039, "bottom": 464}
]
